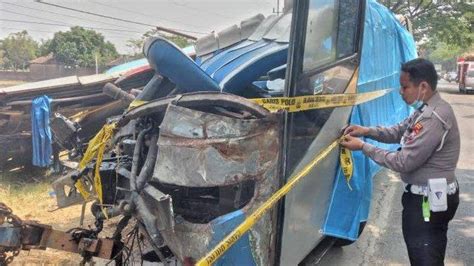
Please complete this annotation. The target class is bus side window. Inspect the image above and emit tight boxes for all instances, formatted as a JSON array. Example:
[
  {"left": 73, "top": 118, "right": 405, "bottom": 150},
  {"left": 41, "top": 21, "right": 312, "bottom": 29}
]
[
  {"left": 302, "top": 0, "right": 338, "bottom": 71},
  {"left": 302, "top": 0, "right": 360, "bottom": 73},
  {"left": 336, "top": 0, "right": 360, "bottom": 59}
]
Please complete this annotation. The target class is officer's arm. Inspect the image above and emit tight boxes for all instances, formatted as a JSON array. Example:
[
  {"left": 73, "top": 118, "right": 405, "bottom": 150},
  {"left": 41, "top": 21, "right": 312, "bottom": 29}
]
[
  {"left": 365, "top": 116, "right": 412, "bottom": 144},
  {"left": 361, "top": 117, "right": 444, "bottom": 173}
]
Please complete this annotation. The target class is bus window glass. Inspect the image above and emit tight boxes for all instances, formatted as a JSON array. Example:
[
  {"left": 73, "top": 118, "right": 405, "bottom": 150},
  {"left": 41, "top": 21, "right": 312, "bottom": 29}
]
[
  {"left": 336, "top": 0, "right": 359, "bottom": 58},
  {"left": 302, "top": 0, "right": 338, "bottom": 71}
]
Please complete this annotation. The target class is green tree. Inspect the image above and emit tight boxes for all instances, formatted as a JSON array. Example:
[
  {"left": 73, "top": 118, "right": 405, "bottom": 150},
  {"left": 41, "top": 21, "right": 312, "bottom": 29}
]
[
  {"left": 126, "top": 38, "right": 144, "bottom": 56},
  {"left": 0, "top": 50, "right": 4, "bottom": 67},
  {"left": 379, "top": 1, "right": 473, "bottom": 49},
  {"left": 426, "top": 42, "right": 464, "bottom": 71},
  {"left": 47, "top": 26, "right": 118, "bottom": 68},
  {"left": 38, "top": 39, "right": 53, "bottom": 57},
  {"left": 127, "top": 29, "right": 192, "bottom": 56},
  {"left": 0, "top": 31, "right": 39, "bottom": 70}
]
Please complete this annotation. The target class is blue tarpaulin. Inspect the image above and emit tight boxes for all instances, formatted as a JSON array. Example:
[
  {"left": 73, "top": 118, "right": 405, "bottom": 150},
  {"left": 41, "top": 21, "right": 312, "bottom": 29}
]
[
  {"left": 322, "top": 0, "right": 417, "bottom": 240},
  {"left": 31, "top": 95, "right": 53, "bottom": 167},
  {"left": 208, "top": 210, "right": 256, "bottom": 266}
]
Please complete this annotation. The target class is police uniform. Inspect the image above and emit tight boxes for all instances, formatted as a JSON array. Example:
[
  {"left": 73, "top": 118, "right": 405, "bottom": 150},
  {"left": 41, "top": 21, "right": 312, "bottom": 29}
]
[{"left": 361, "top": 91, "right": 460, "bottom": 265}]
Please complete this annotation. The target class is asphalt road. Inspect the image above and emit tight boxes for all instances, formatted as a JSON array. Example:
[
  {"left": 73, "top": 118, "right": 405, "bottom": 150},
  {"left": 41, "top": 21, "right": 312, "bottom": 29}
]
[{"left": 309, "top": 80, "right": 474, "bottom": 266}]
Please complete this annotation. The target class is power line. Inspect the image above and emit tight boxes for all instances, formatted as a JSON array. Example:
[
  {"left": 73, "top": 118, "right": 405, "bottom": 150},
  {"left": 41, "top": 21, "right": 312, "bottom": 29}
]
[
  {"left": 0, "top": 18, "right": 145, "bottom": 34},
  {"left": 89, "top": 0, "right": 210, "bottom": 30},
  {"left": 0, "top": 26, "right": 55, "bottom": 34},
  {"left": 0, "top": 1, "right": 142, "bottom": 33},
  {"left": 0, "top": 23, "right": 142, "bottom": 41},
  {"left": 1, "top": 8, "right": 74, "bottom": 27},
  {"left": 168, "top": 0, "right": 240, "bottom": 20},
  {"left": 35, "top": 0, "right": 208, "bottom": 37},
  {"left": 0, "top": 25, "right": 139, "bottom": 39}
]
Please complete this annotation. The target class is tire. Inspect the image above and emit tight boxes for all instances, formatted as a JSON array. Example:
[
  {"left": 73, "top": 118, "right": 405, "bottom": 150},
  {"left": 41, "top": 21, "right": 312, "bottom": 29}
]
[{"left": 332, "top": 221, "right": 366, "bottom": 247}]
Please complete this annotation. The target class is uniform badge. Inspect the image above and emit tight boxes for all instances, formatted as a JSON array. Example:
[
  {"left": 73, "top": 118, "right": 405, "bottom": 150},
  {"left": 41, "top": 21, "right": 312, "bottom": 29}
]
[{"left": 413, "top": 122, "right": 423, "bottom": 135}]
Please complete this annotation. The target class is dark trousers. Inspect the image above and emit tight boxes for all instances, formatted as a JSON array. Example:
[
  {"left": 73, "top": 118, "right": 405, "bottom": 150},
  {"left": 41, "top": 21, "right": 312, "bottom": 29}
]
[{"left": 402, "top": 188, "right": 459, "bottom": 266}]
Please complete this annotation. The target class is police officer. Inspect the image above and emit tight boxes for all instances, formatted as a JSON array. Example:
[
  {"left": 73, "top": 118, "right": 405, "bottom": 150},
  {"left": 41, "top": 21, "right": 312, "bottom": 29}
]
[{"left": 340, "top": 58, "right": 460, "bottom": 266}]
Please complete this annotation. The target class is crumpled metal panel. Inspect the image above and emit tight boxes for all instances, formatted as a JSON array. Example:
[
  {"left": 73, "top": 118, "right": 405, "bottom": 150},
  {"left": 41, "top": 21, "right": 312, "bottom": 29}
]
[
  {"left": 149, "top": 104, "right": 280, "bottom": 265},
  {"left": 153, "top": 104, "right": 279, "bottom": 187}
]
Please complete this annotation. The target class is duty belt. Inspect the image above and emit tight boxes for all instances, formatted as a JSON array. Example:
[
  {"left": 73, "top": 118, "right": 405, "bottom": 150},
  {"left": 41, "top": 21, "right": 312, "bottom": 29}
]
[{"left": 403, "top": 181, "right": 458, "bottom": 196}]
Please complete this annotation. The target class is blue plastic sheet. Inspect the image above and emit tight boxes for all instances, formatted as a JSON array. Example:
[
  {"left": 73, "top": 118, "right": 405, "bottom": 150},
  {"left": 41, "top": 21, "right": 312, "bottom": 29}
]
[
  {"left": 105, "top": 58, "right": 148, "bottom": 75},
  {"left": 31, "top": 95, "right": 53, "bottom": 167},
  {"left": 209, "top": 210, "right": 256, "bottom": 266},
  {"left": 322, "top": 0, "right": 417, "bottom": 240}
]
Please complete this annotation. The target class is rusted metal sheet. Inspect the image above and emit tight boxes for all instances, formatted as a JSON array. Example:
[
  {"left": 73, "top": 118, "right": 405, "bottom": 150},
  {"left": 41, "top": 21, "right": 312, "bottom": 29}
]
[
  {"left": 0, "top": 66, "right": 153, "bottom": 169},
  {"left": 60, "top": 232, "right": 113, "bottom": 259},
  {"left": 145, "top": 104, "right": 281, "bottom": 265},
  {"left": 21, "top": 222, "right": 52, "bottom": 250},
  {"left": 1, "top": 222, "right": 115, "bottom": 259},
  {"left": 1, "top": 206, "right": 116, "bottom": 261},
  {"left": 153, "top": 104, "right": 279, "bottom": 187}
]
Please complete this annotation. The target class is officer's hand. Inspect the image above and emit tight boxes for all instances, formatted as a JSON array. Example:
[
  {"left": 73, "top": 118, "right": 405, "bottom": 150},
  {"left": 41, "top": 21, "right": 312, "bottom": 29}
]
[
  {"left": 343, "top": 125, "right": 369, "bottom": 137},
  {"left": 340, "top": 135, "right": 364, "bottom": 151}
]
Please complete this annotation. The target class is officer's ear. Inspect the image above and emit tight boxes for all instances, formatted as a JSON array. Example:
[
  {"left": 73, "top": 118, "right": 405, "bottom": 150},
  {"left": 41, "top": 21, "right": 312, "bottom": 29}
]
[{"left": 419, "top": 81, "right": 430, "bottom": 93}]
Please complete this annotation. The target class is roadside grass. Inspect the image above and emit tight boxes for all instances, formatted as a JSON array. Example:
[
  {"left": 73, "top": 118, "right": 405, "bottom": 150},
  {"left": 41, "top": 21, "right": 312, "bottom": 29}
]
[
  {"left": 2, "top": 170, "right": 147, "bottom": 264},
  {"left": 0, "top": 168, "right": 53, "bottom": 219},
  {"left": 0, "top": 168, "right": 90, "bottom": 264}
]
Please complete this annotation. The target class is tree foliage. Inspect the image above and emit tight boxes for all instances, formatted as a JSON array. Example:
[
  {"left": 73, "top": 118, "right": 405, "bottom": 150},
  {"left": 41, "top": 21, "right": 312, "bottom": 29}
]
[
  {"left": 379, "top": 1, "right": 473, "bottom": 50},
  {"left": 38, "top": 39, "right": 53, "bottom": 57},
  {"left": 127, "top": 29, "right": 192, "bottom": 56},
  {"left": 45, "top": 26, "right": 118, "bottom": 68},
  {"left": 426, "top": 42, "right": 465, "bottom": 70},
  {"left": 0, "top": 31, "right": 39, "bottom": 70},
  {"left": 429, "top": 42, "right": 462, "bottom": 62}
]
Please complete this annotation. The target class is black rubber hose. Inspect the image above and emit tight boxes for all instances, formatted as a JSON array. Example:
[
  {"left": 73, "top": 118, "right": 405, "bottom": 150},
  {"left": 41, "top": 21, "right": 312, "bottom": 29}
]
[
  {"left": 135, "top": 134, "right": 158, "bottom": 192},
  {"left": 130, "top": 126, "right": 152, "bottom": 191}
]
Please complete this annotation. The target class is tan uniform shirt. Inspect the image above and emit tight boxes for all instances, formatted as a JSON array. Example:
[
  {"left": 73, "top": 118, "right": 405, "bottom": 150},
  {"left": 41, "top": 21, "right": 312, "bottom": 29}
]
[{"left": 362, "top": 92, "right": 460, "bottom": 185}]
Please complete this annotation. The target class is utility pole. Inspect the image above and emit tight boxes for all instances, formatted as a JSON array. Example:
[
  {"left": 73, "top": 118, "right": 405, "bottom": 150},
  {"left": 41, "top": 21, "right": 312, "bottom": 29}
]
[
  {"left": 95, "top": 53, "right": 98, "bottom": 74},
  {"left": 273, "top": 0, "right": 280, "bottom": 15}
]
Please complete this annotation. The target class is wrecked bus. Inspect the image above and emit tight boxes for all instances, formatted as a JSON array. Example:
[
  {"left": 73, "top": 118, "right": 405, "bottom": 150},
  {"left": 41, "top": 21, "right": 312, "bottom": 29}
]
[{"left": 1, "top": 0, "right": 416, "bottom": 265}]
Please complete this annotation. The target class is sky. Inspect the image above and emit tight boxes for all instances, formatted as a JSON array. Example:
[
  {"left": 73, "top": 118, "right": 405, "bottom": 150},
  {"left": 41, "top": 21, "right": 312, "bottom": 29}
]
[{"left": 0, "top": 0, "right": 281, "bottom": 54}]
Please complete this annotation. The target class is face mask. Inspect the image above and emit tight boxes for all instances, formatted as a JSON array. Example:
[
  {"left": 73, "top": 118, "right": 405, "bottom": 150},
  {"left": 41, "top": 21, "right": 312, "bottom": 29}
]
[
  {"left": 409, "top": 86, "right": 424, "bottom": 109},
  {"left": 410, "top": 99, "right": 423, "bottom": 109}
]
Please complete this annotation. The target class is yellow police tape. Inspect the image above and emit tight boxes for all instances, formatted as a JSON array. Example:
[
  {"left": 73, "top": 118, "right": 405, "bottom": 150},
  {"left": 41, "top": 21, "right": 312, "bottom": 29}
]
[
  {"left": 126, "top": 90, "right": 392, "bottom": 117},
  {"left": 340, "top": 147, "right": 353, "bottom": 190},
  {"left": 75, "top": 123, "right": 116, "bottom": 217},
  {"left": 196, "top": 137, "right": 345, "bottom": 266},
  {"left": 73, "top": 73, "right": 389, "bottom": 257},
  {"left": 196, "top": 87, "right": 394, "bottom": 265},
  {"left": 251, "top": 89, "right": 392, "bottom": 112},
  {"left": 128, "top": 99, "right": 148, "bottom": 110}
]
